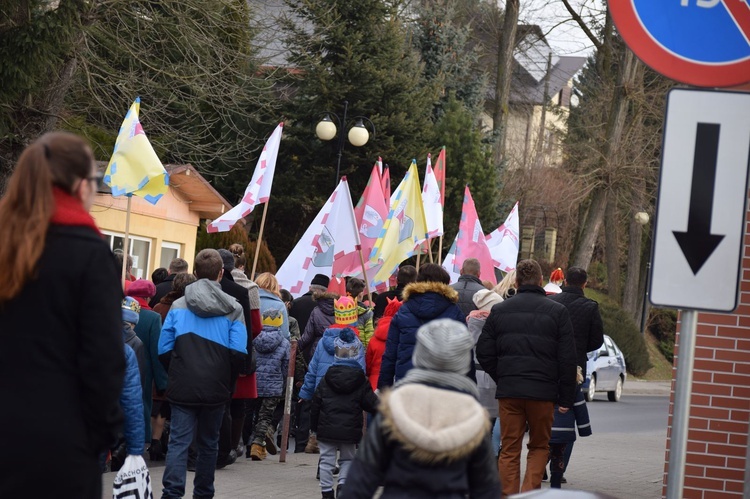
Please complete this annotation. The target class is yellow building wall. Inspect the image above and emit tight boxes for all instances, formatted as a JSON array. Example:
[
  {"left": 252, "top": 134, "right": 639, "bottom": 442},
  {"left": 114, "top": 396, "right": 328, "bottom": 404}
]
[{"left": 89, "top": 188, "right": 200, "bottom": 277}]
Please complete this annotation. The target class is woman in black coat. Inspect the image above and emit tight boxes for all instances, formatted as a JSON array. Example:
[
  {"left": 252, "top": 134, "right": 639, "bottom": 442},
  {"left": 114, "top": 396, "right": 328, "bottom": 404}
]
[{"left": 0, "top": 132, "right": 125, "bottom": 498}]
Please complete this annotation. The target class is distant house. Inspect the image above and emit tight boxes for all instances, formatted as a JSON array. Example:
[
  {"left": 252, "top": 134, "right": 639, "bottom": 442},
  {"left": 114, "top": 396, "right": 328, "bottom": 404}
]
[
  {"left": 481, "top": 25, "right": 586, "bottom": 170},
  {"left": 91, "top": 163, "right": 232, "bottom": 278}
]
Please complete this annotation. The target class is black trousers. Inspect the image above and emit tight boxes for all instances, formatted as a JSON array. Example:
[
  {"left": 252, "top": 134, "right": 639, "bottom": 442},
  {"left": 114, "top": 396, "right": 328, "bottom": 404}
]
[{"left": 294, "top": 399, "right": 312, "bottom": 452}]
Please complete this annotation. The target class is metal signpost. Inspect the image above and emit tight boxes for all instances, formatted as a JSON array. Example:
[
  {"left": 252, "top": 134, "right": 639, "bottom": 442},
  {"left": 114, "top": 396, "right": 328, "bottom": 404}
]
[{"left": 609, "top": 3, "right": 750, "bottom": 498}]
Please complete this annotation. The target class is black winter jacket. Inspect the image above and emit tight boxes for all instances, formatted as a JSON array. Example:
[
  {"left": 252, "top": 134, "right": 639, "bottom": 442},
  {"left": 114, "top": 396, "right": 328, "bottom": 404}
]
[
  {"left": 548, "top": 286, "right": 605, "bottom": 378},
  {"left": 476, "top": 285, "right": 578, "bottom": 408},
  {"left": 311, "top": 364, "right": 378, "bottom": 444},
  {"left": 0, "top": 225, "right": 125, "bottom": 499},
  {"left": 150, "top": 273, "right": 176, "bottom": 308},
  {"left": 290, "top": 291, "right": 317, "bottom": 333}
]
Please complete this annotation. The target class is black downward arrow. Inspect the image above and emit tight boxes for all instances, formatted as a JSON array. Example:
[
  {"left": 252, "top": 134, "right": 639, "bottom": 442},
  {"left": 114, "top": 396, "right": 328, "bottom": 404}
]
[{"left": 673, "top": 122, "right": 724, "bottom": 275}]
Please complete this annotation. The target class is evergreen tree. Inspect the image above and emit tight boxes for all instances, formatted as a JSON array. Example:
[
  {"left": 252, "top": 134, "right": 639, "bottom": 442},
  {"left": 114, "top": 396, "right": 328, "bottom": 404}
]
[
  {"left": 266, "top": 0, "right": 440, "bottom": 262},
  {"left": 64, "top": 0, "right": 276, "bottom": 198},
  {"left": 433, "top": 93, "right": 498, "bottom": 250},
  {"left": 409, "top": 0, "right": 487, "bottom": 119},
  {"left": 0, "top": 1, "right": 89, "bottom": 183}
]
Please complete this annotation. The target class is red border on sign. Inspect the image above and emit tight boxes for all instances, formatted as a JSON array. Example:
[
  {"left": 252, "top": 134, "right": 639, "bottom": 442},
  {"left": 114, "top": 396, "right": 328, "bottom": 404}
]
[{"left": 610, "top": 1, "right": 750, "bottom": 88}]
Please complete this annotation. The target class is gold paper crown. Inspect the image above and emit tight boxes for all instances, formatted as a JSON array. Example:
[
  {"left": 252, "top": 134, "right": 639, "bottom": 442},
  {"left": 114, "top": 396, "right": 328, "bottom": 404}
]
[
  {"left": 334, "top": 296, "right": 358, "bottom": 325},
  {"left": 262, "top": 308, "right": 284, "bottom": 328}
]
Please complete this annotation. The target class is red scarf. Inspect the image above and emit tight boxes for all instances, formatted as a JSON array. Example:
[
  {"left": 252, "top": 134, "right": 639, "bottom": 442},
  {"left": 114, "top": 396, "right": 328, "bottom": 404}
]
[{"left": 50, "top": 187, "right": 102, "bottom": 236}]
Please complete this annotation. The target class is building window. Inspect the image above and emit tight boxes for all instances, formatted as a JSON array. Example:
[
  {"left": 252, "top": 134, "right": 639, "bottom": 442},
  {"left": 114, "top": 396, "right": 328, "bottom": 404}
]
[
  {"left": 103, "top": 231, "right": 152, "bottom": 280},
  {"left": 160, "top": 242, "right": 182, "bottom": 269}
]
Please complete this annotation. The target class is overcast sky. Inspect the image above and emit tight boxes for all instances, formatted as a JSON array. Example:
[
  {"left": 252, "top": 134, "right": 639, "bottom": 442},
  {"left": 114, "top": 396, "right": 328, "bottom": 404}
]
[{"left": 517, "top": 0, "right": 605, "bottom": 56}]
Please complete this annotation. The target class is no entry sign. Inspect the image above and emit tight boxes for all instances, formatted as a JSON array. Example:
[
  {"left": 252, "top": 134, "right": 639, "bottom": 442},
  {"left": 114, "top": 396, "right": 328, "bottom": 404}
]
[{"left": 610, "top": 1, "right": 750, "bottom": 87}]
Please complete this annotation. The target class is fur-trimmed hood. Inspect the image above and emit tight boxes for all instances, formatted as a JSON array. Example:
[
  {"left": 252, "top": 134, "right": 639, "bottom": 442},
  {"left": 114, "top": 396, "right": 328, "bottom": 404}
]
[
  {"left": 402, "top": 281, "right": 458, "bottom": 303},
  {"left": 380, "top": 384, "right": 489, "bottom": 464}
]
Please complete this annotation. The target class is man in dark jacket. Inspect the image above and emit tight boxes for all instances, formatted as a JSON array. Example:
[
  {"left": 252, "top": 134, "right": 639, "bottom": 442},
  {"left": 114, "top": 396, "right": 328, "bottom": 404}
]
[
  {"left": 158, "top": 249, "right": 247, "bottom": 499},
  {"left": 548, "top": 266, "right": 604, "bottom": 477},
  {"left": 149, "top": 257, "right": 189, "bottom": 308},
  {"left": 548, "top": 267, "right": 604, "bottom": 379},
  {"left": 450, "top": 258, "right": 485, "bottom": 318},
  {"left": 216, "top": 248, "right": 253, "bottom": 465},
  {"left": 477, "top": 259, "right": 577, "bottom": 497},
  {"left": 290, "top": 273, "right": 330, "bottom": 332},
  {"left": 372, "top": 265, "right": 416, "bottom": 320}
]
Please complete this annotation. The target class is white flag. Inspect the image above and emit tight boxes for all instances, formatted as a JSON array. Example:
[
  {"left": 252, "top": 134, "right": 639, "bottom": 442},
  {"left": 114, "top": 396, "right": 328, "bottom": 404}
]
[
  {"left": 441, "top": 238, "right": 461, "bottom": 284},
  {"left": 277, "top": 178, "right": 360, "bottom": 297},
  {"left": 422, "top": 154, "right": 444, "bottom": 238},
  {"left": 207, "top": 123, "right": 283, "bottom": 233},
  {"left": 486, "top": 201, "right": 520, "bottom": 272}
]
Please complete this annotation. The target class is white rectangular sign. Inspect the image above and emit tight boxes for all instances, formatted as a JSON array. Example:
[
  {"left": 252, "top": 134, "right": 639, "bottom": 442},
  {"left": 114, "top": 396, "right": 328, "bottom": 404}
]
[{"left": 650, "top": 89, "right": 750, "bottom": 312}]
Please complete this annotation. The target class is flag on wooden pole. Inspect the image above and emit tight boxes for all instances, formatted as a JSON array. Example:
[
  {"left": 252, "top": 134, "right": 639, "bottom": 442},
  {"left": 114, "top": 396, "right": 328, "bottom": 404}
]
[
  {"left": 104, "top": 98, "right": 169, "bottom": 204},
  {"left": 277, "top": 178, "right": 360, "bottom": 297},
  {"left": 453, "top": 185, "right": 497, "bottom": 284},
  {"left": 486, "top": 201, "right": 520, "bottom": 272},
  {"left": 422, "top": 153, "right": 444, "bottom": 238},
  {"left": 369, "top": 161, "right": 428, "bottom": 286},
  {"left": 380, "top": 162, "right": 391, "bottom": 206},
  {"left": 207, "top": 123, "right": 283, "bottom": 233}
]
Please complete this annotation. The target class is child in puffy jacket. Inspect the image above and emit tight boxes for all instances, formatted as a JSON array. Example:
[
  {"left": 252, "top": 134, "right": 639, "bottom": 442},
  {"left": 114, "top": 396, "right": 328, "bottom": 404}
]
[
  {"left": 105, "top": 300, "right": 145, "bottom": 472},
  {"left": 311, "top": 330, "right": 378, "bottom": 498},
  {"left": 249, "top": 308, "right": 290, "bottom": 461},
  {"left": 365, "top": 297, "right": 402, "bottom": 391},
  {"left": 300, "top": 297, "right": 365, "bottom": 454},
  {"left": 548, "top": 385, "right": 591, "bottom": 488}
]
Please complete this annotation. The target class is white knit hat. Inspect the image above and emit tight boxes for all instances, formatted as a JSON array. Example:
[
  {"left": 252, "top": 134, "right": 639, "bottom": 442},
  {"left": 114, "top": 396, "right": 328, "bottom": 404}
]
[
  {"left": 472, "top": 289, "right": 504, "bottom": 312},
  {"left": 412, "top": 319, "right": 473, "bottom": 374}
]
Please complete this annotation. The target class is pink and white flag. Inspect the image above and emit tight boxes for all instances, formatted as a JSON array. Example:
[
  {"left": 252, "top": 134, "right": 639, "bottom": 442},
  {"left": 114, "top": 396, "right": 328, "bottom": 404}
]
[
  {"left": 486, "top": 201, "right": 520, "bottom": 272},
  {"left": 422, "top": 153, "right": 444, "bottom": 238},
  {"left": 333, "top": 164, "right": 389, "bottom": 287},
  {"left": 380, "top": 162, "right": 391, "bottom": 206},
  {"left": 441, "top": 238, "right": 461, "bottom": 284},
  {"left": 453, "top": 185, "right": 497, "bottom": 284},
  {"left": 276, "top": 177, "right": 360, "bottom": 297},
  {"left": 207, "top": 123, "right": 283, "bottom": 232}
]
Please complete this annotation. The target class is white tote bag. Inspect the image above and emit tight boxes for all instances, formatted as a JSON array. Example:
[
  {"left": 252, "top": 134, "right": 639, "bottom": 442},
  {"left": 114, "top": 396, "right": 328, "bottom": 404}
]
[{"left": 112, "top": 455, "right": 153, "bottom": 499}]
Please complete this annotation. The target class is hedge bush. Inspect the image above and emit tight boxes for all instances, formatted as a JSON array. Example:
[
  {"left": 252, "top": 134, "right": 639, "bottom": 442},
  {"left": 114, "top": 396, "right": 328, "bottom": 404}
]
[
  {"left": 648, "top": 308, "right": 677, "bottom": 363},
  {"left": 584, "top": 289, "right": 652, "bottom": 377}
]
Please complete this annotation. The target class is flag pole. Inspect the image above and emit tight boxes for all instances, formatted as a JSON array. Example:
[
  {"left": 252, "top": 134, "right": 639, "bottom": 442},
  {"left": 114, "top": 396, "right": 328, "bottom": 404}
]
[
  {"left": 121, "top": 195, "right": 132, "bottom": 288},
  {"left": 416, "top": 250, "right": 421, "bottom": 269},
  {"left": 251, "top": 201, "right": 269, "bottom": 279},
  {"left": 427, "top": 239, "right": 434, "bottom": 263},
  {"left": 438, "top": 235, "right": 444, "bottom": 262},
  {"left": 279, "top": 339, "right": 297, "bottom": 463},
  {"left": 357, "top": 246, "right": 373, "bottom": 305}
]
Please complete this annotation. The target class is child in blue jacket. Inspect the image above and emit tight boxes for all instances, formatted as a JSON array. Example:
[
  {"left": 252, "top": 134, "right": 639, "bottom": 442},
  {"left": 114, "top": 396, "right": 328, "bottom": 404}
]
[{"left": 549, "top": 386, "right": 591, "bottom": 488}]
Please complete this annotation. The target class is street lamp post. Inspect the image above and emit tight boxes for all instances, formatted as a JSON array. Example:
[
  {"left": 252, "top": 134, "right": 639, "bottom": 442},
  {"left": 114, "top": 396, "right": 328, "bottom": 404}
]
[
  {"left": 315, "top": 100, "right": 375, "bottom": 187},
  {"left": 635, "top": 211, "right": 651, "bottom": 334}
]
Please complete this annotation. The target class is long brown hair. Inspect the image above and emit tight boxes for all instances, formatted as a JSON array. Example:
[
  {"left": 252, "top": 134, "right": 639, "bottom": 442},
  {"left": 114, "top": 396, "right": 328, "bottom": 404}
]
[{"left": 0, "top": 132, "right": 93, "bottom": 304}]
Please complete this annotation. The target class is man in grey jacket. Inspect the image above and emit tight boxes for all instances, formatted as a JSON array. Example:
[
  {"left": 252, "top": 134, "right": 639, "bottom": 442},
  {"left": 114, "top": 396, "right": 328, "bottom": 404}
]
[{"left": 451, "top": 258, "right": 486, "bottom": 318}]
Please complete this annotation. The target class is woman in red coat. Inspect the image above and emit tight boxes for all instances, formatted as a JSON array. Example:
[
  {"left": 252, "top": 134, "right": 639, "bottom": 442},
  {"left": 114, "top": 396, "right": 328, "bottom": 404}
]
[{"left": 366, "top": 297, "right": 402, "bottom": 391}]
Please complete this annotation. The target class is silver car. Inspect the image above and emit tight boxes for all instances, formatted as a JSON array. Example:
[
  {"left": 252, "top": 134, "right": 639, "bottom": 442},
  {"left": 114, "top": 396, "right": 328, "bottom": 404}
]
[{"left": 583, "top": 334, "right": 627, "bottom": 402}]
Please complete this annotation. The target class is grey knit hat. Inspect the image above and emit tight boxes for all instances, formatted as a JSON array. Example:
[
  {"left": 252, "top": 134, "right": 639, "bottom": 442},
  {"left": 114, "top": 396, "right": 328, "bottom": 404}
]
[
  {"left": 412, "top": 319, "right": 473, "bottom": 374},
  {"left": 217, "top": 249, "right": 235, "bottom": 271}
]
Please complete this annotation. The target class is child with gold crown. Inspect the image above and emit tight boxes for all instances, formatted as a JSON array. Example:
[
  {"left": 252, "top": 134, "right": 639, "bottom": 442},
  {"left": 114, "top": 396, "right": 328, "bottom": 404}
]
[{"left": 299, "top": 296, "right": 365, "bottom": 455}]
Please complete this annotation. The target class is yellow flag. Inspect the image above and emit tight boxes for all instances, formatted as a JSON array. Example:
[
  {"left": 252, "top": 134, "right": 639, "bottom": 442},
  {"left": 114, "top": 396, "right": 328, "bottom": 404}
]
[
  {"left": 369, "top": 161, "right": 428, "bottom": 285},
  {"left": 104, "top": 98, "right": 169, "bottom": 204}
]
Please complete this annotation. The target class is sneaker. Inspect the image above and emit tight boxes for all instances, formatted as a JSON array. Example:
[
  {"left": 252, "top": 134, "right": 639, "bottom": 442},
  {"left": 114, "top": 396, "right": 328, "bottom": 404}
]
[
  {"left": 561, "top": 476, "right": 567, "bottom": 484},
  {"left": 321, "top": 490, "right": 335, "bottom": 499},
  {"left": 250, "top": 443, "right": 267, "bottom": 461},
  {"left": 305, "top": 434, "right": 320, "bottom": 454},
  {"left": 235, "top": 443, "right": 245, "bottom": 458},
  {"left": 265, "top": 430, "right": 278, "bottom": 456},
  {"left": 333, "top": 465, "right": 340, "bottom": 476}
]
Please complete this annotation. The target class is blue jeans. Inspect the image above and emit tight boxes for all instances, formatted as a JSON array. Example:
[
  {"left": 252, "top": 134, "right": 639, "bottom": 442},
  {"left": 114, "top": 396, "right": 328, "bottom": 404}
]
[{"left": 162, "top": 404, "right": 225, "bottom": 499}]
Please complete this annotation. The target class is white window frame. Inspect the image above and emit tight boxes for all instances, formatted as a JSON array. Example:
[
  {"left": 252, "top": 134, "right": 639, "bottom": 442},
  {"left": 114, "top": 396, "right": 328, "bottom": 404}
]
[
  {"left": 160, "top": 241, "right": 182, "bottom": 269},
  {"left": 102, "top": 230, "right": 153, "bottom": 278}
]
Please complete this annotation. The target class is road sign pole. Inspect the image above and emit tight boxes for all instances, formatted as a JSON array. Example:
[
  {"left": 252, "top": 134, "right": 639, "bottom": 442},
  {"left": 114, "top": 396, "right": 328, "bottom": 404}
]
[{"left": 666, "top": 309, "right": 698, "bottom": 499}]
